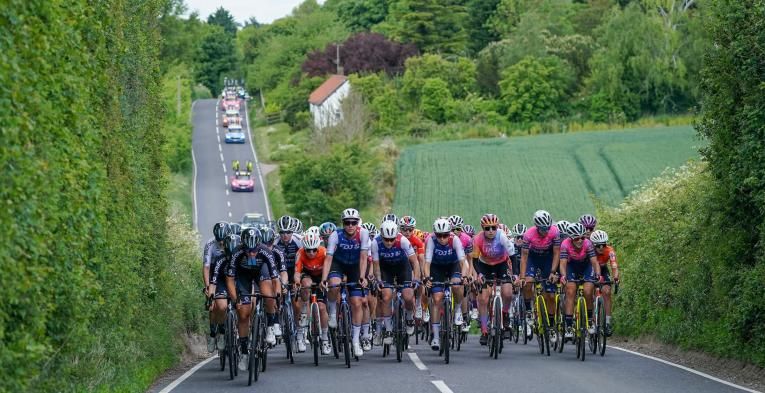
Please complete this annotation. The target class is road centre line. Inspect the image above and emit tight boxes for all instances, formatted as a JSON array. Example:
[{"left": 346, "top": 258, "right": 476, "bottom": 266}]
[
  {"left": 225, "top": 190, "right": 229, "bottom": 196},
  {"left": 408, "top": 352, "right": 427, "bottom": 370},
  {"left": 224, "top": 176, "right": 228, "bottom": 185},
  {"left": 220, "top": 153, "right": 224, "bottom": 162},
  {"left": 227, "top": 201, "right": 231, "bottom": 207},
  {"left": 228, "top": 211, "right": 232, "bottom": 218},
  {"left": 218, "top": 144, "right": 222, "bottom": 152},
  {"left": 431, "top": 381, "right": 454, "bottom": 393}
]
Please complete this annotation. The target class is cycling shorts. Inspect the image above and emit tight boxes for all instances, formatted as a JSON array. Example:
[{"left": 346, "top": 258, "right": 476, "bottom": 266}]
[
  {"left": 327, "top": 260, "right": 364, "bottom": 297},
  {"left": 380, "top": 262, "right": 412, "bottom": 287},
  {"left": 430, "top": 263, "right": 461, "bottom": 294}
]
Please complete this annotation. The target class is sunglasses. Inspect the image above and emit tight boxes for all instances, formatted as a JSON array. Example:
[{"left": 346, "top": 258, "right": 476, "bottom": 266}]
[
  {"left": 594, "top": 244, "right": 606, "bottom": 248},
  {"left": 537, "top": 226, "right": 550, "bottom": 231},
  {"left": 515, "top": 236, "right": 523, "bottom": 241},
  {"left": 400, "top": 227, "right": 414, "bottom": 232},
  {"left": 382, "top": 237, "right": 396, "bottom": 242},
  {"left": 483, "top": 226, "right": 497, "bottom": 231},
  {"left": 305, "top": 248, "right": 318, "bottom": 254},
  {"left": 453, "top": 228, "right": 462, "bottom": 232},
  {"left": 436, "top": 233, "right": 450, "bottom": 239},
  {"left": 343, "top": 220, "right": 359, "bottom": 226},
  {"left": 573, "top": 236, "right": 585, "bottom": 241},
  {"left": 279, "top": 231, "right": 293, "bottom": 235}
]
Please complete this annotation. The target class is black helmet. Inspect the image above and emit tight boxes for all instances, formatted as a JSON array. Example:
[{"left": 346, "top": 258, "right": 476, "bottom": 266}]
[
  {"left": 229, "top": 223, "right": 242, "bottom": 236},
  {"left": 213, "top": 221, "right": 231, "bottom": 242},
  {"left": 277, "top": 215, "right": 294, "bottom": 232},
  {"left": 224, "top": 234, "right": 240, "bottom": 254},
  {"left": 241, "top": 227, "right": 261, "bottom": 249},
  {"left": 261, "top": 227, "right": 276, "bottom": 244}
]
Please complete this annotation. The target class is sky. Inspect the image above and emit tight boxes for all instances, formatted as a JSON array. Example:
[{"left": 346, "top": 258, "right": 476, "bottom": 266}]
[{"left": 184, "top": 0, "right": 326, "bottom": 25}]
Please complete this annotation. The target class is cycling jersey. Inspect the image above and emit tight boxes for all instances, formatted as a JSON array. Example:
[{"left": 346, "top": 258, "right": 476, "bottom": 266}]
[
  {"left": 203, "top": 237, "right": 221, "bottom": 268},
  {"left": 326, "top": 228, "right": 370, "bottom": 265},
  {"left": 456, "top": 231, "right": 473, "bottom": 255},
  {"left": 274, "top": 235, "right": 302, "bottom": 268},
  {"left": 225, "top": 243, "right": 278, "bottom": 279},
  {"left": 560, "top": 238, "right": 596, "bottom": 262},
  {"left": 522, "top": 226, "right": 561, "bottom": 254},
  {"left": 370, "top": 234, "right": 415, "bottom": 265},
  {"left": 424, "top": 234, "right": 465, "bottom": 265},
  {"left": 595, "top": 245, "right": 618, "bottom": 268},
  {"left": 471, "top": 230, "right": 514, "bottom": 265},
  {"left": 404, "top": 234, "right": 425, "bottom": 255},
  {"left": 295, "top": 246, "right": 327, "bottom": 275}
]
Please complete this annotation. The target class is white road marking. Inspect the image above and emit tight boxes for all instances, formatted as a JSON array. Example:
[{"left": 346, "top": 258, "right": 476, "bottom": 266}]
[
  {"left": 225, "top": 190, "right": 229, "bottom": 196},
  {"left": 217, "top": 134, "right": 220, "bottom": 143},
  {"left": 218, "top": 144, "right": 222, "bottom": 152},
  {"left": 224, "top": 176, "right": 228, "bottom": 185},
  {"left": 228, "top": 211, "right": 232, "bottom": 218},
  {"left": 222, "top": 163, "right": 226, "bottom": 173},
  {"left": 191, "top": 143, "right": 199, "bottom": 232},
  {"left": 216, "top": 118, "right": 218, "bottom": 126},
  {"left": 220, "top": 153, "right": 224, "bottom": 162},
  {"left": 243, "top": 102, "right": 272, "bottom": 220},
  {"left": 408, "top": 352, "right": 427, "bottom": 371},
  {"left": 610, "top": 346, "right": 761, "bottom": 393},
  {"left": 157, "top": 355, "right": 217, "bottom": 393},
  {"left": 227, "top": 201, "right": 231, "bottom": 207},
  {"left": 431, "top": 381, "right": 454, "bottom": 393}
]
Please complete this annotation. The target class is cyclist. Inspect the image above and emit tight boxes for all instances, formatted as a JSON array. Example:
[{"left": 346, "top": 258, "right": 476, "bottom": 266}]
[
  {"left": 322, "top": 208, "right": 370, "bottom": 357},
  {"left": 591, "top": 230, "right": 619, "bottom": 336},
  {"left": 559, "top": 222, "right": 601, "bottom": 339},
  {"left": 399, "top": 216, "right": 426, "bottom": 322},
  {"left": 381, "top": 213, "right": 398, "bottom": 224},
  {"left": 555, "top": 220, "right": 570, "bottom": 241},
  {"left": 423, "top": 218, "right": 468, "bottom": 351},
  {"left": 449, "top": 215, "right": 473, "bottom": 333},
  {"left": 516, "top": 210, "right": 561, "bottom": 338},
  {"left": 509, "top": 223, "right": 527, "bottom": 276},
  {"left": 463, "top": 224, "right": 476, "bottom": 238},
  {"left": 319, "top": 222, "right": 337, "bottom": 246},
  {"left": 203, "top": 222, "right": 231, "bottom": 353},
  {"left": 361, "top": 222, "right": 378, "bottom": 351},
  {"left": 579, "top": 214, "right": 597, "bottom": 238},
  {"left": 372, "top": 221, "right": 420, "bottom": 344},
  {"left": 472, "top": 214, "right": 515, "bottom": 345},
  {"left": 275, "top": 215, "right": 303, "bottom": 340},
  {"left": 259, "top": 228, "right": 286, "bottom": 345},
  {"left": 294, "top": 231, "right": 332, "bottom": 355},
  {"left": 462, "top": 224, "right": 479, "bottom": 321}
]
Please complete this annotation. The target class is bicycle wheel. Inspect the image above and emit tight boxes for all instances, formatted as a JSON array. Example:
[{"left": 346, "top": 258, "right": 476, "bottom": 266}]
[
  {"left": 260, "top": 321, "right": 268, "bottom": 372},
  {"left": 535, "top": 296, "right": 545, "bottom": 355},
  {"left": 283, "top": 308, "right": 294, "bottom": 364},
  {"left": 542, "top": 311, "right": 551, "bottom": 356},
  {"left": 341, "top": 303, "right": 351, "bottom": 368},
  {"left": 312, "top": 303, "right": 321, "bottom": 366},
  {"left": 248, "top": 309, "right": 261, "bottom": 386},
  {"left": 597, "top": 297, "right": 607, "bottom": 356},
  {"left": 556, "top": 295, "right": 565, "bottom": 353},
  {"left": 492, "top": 298, "right": 501, "bottom": 359},
  {"left": 577, "top": 299, "right": 587, "bottom": 362},
  {"left": 226, "top": 311, "right": 235, "bottom": 378},
  {"left": 330, "top": 327, "right": 339, "bottom": 359},
  {"left": 396, "top": 300, "right": 404, "bottom": 362},
  {"left": 442, "top": 298, "right": 451, "bottom": 364}
]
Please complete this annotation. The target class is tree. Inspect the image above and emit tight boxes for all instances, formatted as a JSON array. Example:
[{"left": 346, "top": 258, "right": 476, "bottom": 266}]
[
  {"left": 195, "top": 28, "right": 238, "bottom": 95},
  {"left": 499, "top": 56, "right": 573, "bottom": 122},
  {"left": 421, "top": 78, "right": 452, "bottom": 123},
  {"left": 377, "top": 0, "right": 469, "bottom": 54},
  {"left": 207, "top": 7, "right": 238, "bottom": 35},
  {"left": 401, "top": 54, "right": 476, "bottom": 105},
  {"left": 465, "top": 0, "right": 501, "bottom": 55},
  {"left": 302, "top": 33, "right": 418, "bottom": 77},
  {"left": 329, "top": 0, "right": 389, "bottom": 31}
]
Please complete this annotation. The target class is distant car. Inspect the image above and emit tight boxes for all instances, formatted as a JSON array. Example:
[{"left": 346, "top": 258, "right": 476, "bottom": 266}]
[
  {"left": 225, "top": 123, "right": 245, "bottom": 143},
  {"left": 222, "top": 114, "right": 240, "bottom": 128},
  {"left": 225, "top": 107, "right": 239, "bottom": 117},
  {"left": 220, "top": 98, "right": 240, "bottom": 111},
  {"left": 231, "top": 171, "right": 254, "bottom": 192},
  {"left": 241, "top": 213, "right": 267, "bottom": 230}
]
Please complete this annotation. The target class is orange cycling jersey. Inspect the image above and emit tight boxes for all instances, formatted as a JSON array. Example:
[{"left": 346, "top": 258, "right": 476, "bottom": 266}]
[
  {"left": 295, "top": 246, "right": 326, "bottom": 274},
  {"left": 404, "top": 234, "right": 425, "bottom": 255},
  {"left": 595, "top": 245, "right": 618, "bottom": 269}
]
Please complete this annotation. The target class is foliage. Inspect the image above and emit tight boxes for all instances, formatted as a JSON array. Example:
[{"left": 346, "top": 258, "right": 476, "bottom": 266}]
[
  {"left": 281, "top": 144, "right": 376, "bottom": 223},
  {"left": 377, "top": 0, "right": 469, "bottom": 55},
  {"left": 159, "top": 3, "right": 213, "bottom": 73},
  {"left": 0, "top": 1, "right": 201, "bottom": 392},
  {"left": 499, "top": 56, "right": 574, "bottom": 122},
  {"left": 269, "top": 75, "right": 325, "bottom": 129},
  {"left": 194, "top": 26, "right": 239, "bottom": 95},
  {"left": 393, "top": 126, "right": 700, "bottom": 225},
  {"left": 465, "top": 0, "right": 502, "bottom": 55},
  {"left": 207, "top": 6, "right": 239, "bottom": 36},
  {"left": 161, "top": 64, "right": 194, "bottom": 173},
  {"left": 696, "top": 0, "right": 765, "bottom": 269},
  {"left": 401, "top": 54, "right": 476, "bottom": 104},
  {"left": 599, "top": 163, "right": 765, "bottom": 367},
  {"left": 302, "top": 33, "right": 418, "bottom": 77},
  {"left": 328, "top": 0, "right": 389, "bottom": 32},
  {"left": 421, "top": 78, "right": 453, "bottom": 123}
]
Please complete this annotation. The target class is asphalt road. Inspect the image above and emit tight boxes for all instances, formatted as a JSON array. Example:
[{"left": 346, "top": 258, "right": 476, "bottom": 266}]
[
  {"left": 192, "top": 98, "right": 270, "bottom": 244},
  {"left": 161, "top": 100, "right": 753, "bottom": 393}
]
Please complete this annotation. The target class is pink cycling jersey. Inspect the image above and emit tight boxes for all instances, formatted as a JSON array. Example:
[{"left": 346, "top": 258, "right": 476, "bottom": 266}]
[
  {"left": 522, "top": 226, "right": 561, "bottom": 253},
  {"left": 472, "top": 230, "right": 514, "bottom": 265},
  {"left": 560, "top": 238, "right": 596, "bottom": 262},
  {"left": 456, "top": 231, "right": 473, "bottom": 254}
]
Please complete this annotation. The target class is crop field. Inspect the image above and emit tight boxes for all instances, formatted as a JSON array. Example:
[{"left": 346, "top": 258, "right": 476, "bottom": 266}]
[{"left": 392, "top": 126, "right": 702, "bottom": 227}]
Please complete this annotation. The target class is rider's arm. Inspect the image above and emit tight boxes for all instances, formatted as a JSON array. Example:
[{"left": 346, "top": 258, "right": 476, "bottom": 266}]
[
  {"left": 322, "top": 232, "right": 338, "bottom": 282},
  {"left": 551, "top": 234, "right": 562, "bottom": 273},
  {"left": 452, "top": 238, "right": 468, "bottom": 277},
  {"left": 559, "top": 257, "right": 568, "bottom": 281},
  {"left": 423, "top": 236, "right": 434, "bottom": 279},
  {"left": 359, "top": 229, "right": 370, "bottom": 281},
  {"left": 370, "top": 241, "right": 381, "bottom": 281}
]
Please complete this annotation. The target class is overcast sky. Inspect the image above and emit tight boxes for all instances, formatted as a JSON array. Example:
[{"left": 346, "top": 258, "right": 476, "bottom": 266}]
[{"left": 184, "top": 0, "right": 326, "bottom": 25}]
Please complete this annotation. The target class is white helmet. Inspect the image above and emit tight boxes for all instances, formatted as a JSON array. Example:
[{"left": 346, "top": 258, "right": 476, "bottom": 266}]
[
  {"left": 567, "top": 222, "right": 586, "bottom": 238},
  {"left": 302, "top": 232, "right": 322, "bottom": 249},
  {"left": 433, "top": 218, "right": 451, "bottom": 234},
  {"left": 306, "top": 226, "right": 321, "bottom": 236},
  {"left": 590, "top": 230, "right": 609, "bottom": 245},
  {"left": 341, "top": 208, "right": 360, "bottom": 221},
  {"left": 448, "top": 215, "right": 464, "bottom": 230},
  {"left": 380, "top": 221, "right": 398, "bottom": 238},
  {"left": 533, "top": 210, "right": 553, "bottom": 227},
  {"left": 555, "top": 220, "right": 571, "bottom": 235}
]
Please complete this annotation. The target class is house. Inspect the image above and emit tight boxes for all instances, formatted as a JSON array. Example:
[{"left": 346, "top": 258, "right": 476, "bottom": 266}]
[{"left": 308, "top": 75, "right": 350, "bottom": 129}]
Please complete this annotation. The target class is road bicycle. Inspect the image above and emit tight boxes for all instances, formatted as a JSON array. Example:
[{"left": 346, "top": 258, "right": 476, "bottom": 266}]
[
  {"left": 279, "top": 286, "right": 296, "bottom": 364},
  {"left": 327, "top": 282, "right": 359, "bottom": 368},
  {"left": 532, "top": 271, "right": 552, "bottom": 356},
  {"left": 482, "top": 274, "right": 514, "bottom": 359},
  {"left": 510, "top": 284, "right": 528, "bottom": 345},
  {"left": 305, "top": 283, "right": 325, "bottom": 366},
  {"left": 569, "top": 278, "right": 591, "bottom": 362},
  {"left": 553, "top": 282, "right": 566, "bottom": 354},
  {"left": 241, "top": 291, "right": 279, "bottom": 386},
  {"left": 380, "top": 281, "right": 411, "bottom": 362},
  {"left": 429, "top": 280, "right": 461, "bottom": 364},
  {"left": 590, "top": 280, "right": 613, "bottom": 357}
]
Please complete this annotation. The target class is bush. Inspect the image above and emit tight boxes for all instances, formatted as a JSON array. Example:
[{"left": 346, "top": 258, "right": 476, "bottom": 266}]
[{"left": 499, "top": 56, "right": 574, "bottom": 122}]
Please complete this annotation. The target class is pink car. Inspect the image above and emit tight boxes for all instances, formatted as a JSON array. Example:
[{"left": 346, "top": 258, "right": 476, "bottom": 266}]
[{"left": 230, "top": 171, "right": 255, "bottom": 192}]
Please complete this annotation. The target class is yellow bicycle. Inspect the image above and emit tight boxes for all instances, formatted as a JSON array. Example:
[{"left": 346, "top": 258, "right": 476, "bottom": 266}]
[{"left": 531, "top": 272, "right": 551, "bottom": 356}]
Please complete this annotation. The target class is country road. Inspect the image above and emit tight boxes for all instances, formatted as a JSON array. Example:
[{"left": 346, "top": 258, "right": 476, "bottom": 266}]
[{"left": 155, "top": 100, "right": 757, "bottom": 393}]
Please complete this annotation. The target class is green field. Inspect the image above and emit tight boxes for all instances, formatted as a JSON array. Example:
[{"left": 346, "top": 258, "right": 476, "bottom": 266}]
[{"left": 392, "top": 126, "right": 702, "bottom": 227}]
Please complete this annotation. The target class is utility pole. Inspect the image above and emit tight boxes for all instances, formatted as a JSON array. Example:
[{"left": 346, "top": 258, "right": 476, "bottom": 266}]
[{"left": 335, "top": 43, "right": 343, "bottom": 75}]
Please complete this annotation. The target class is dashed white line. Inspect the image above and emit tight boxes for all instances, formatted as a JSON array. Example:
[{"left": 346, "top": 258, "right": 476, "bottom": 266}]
[
  {"left": 220, "top": 153, "right": 224, "bottom": 162},
  {"left": 158, "top": 355, "right": 217, "bottom": 393},
  {"left": 408, "top": 352, "right": 427, "bottom": 371},
  {"left": 228, "top": 211, "right": 232, "bottom": 218},
  {"left": 227, "top": 201, "right": 231, "bottom": 207},
  {"left": 224, "top": 176, "right": 228, "bottom": 185},
  {"left": 217, "top": 134, "right": 220, "bottom": 143},
  {"left": 216, "top": 118, "right": 219, "bottom": 126},
  {"left": 222, "top": 163, "right": 227, "bottom": 173},
  {"left": 431, "top": 381, "right": 454, "bottom": 393},
  {"left": 218, "top": 144, "right": 222, "bottom": 152},
  {"left": 225, "top": 189, "right": 229, "bottom": 196}
]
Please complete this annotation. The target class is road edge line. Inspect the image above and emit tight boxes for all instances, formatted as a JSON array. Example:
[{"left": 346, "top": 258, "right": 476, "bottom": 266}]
[
  {"left": 609, "top": 346, "right": 762, "bottom": 393},
  {"left": 157, "top": 355, "right": 217, "bottom": 393},
  {"left": 243, "top": 101, "right": 272, "bottom": 221},
  {"left": 191, "top": 100, "right": 199, "bottom": 232},
  {"left": 431, "top": 380, "right": 454, "bottom": 393}
]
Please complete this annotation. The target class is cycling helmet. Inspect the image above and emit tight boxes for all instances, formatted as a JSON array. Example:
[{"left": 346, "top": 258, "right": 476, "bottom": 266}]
[
  {"left": 433, "top": 218, "right": 451, "bottom": 234},
  {"left": 224, "top": 234, "right": 240, "bottom": 254},
  {"left": 399, "top": 215, "right": 417, "bottom": 228},
  {"left": 277, "top": 215, "right": 294, "bottom": 232},
  {"left": 362, "top": 222, "right": 377, "bottom": 234},
  {"left": 511, "top": 223, "right": 527, "bottom": 237},
  {"left": 293, "top": 219, "right": 304, "bottom": 234},
  {"left": 579, "top": 214, "right": 597, "bottom": 230},
  {"left": 590, "top": 230, "right": 609, "bottom": 245},
  {"left": 302, "top": 232, "right": 321, "bottom": 249},
  {"left": 463, "top": 224, "right": 476, "bottom": 237},
  {"left": 341, "top": 208, "right": 360, "bottom": 221},
  {"left": 555, "top": 220, "right": 570, "bottom": 236},
  {"left": 241, "top": 227, "right": 261, "bottom": 249},
  {"left": 381, "top": 213, "right": 398, "bottom": 224},
  {"left": 448, "top": 215, "right": 464, "bottom": 230},
  {"left": 213, "top": 221, "right": 231, "bottom": 242},
  {"left": 533, "top": 210, "right": 553, "bottom": 227},
  {"left": 480, "top": 213, "right": 500, "bottom": 227},
  {"left": 319, "top": 222, "right": 337, "bottom": 237},
  {"left": 497, "top": 223, "right": 509, "bottom": 235},
  {"left": 380, "top": 221, "right": 399, "bottom": 238},
  {"left": 306, "top": 226, "right": 320, "bottom": 236},
  {"left": 261, "top": 227, "right": 276, "bottom": 244},
  {"left": 567, "top": 222, "right": 586, "bottom": 238},
  {"left": 229, "top": 222, "right": 242, "bottom": 236}
]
